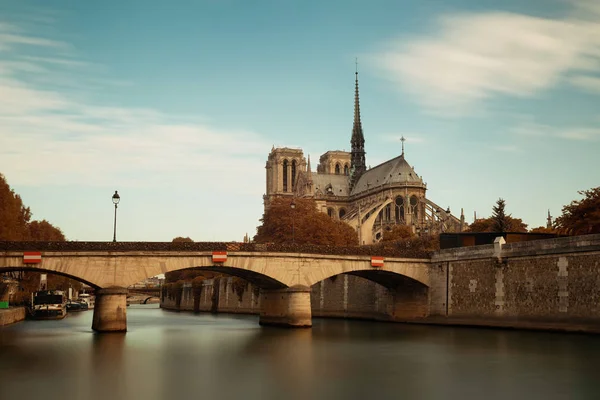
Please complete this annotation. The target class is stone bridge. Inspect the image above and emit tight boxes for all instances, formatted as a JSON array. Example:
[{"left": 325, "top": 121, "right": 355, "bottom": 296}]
[{"left": 0, "top": 242, "right": 430, "bottom": 333}]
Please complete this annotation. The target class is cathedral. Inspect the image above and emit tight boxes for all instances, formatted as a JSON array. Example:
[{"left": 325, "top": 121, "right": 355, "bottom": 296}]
[{"left": 264, "top": 70, "right": 464, "bottom": 244}]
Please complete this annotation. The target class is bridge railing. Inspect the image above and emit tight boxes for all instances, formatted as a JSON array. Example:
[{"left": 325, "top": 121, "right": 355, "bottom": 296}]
[{"left": 0, "top": 239, "right": 436, "bottom": 259}]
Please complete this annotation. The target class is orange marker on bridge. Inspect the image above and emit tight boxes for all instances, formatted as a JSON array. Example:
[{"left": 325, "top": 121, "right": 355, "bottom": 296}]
[{"left": 212, "top": 251, "right": 227, "bottom": 263}]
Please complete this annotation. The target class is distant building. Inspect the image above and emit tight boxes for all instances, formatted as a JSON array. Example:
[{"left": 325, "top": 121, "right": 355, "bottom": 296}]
[{"left": 264, "top": 69, "right": 464, "bottom": 244}]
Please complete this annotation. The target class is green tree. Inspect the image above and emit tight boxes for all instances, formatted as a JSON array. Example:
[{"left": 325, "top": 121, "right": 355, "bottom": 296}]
[
  {"left": 555, "top": 187, "right": 600, "bottom": 235},
  {"left": 254, "top": 197, "right": 358, "bottom": 246},
  {"left": 491, "top": 198, "right": 508, "bottom": 232}
]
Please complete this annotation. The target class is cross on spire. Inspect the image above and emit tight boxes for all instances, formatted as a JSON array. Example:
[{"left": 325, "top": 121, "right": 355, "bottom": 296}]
[{"left": 400, "top": 136, "right": 406, "bottom": 156}]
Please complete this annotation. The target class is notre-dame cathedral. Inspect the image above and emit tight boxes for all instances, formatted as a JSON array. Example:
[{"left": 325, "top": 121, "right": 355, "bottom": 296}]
[{"left": 264, "top": 70, "right": 465, "bottom": 244}]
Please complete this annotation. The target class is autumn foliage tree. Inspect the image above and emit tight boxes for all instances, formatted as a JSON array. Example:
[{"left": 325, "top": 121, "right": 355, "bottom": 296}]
[
  {"left": 467, "top": 217, "right": 528, "bottom": 233},
  {"left": 172, "top": 236, "right": 194, "bottom": 243},
  {"left": 381, "top": 225, "right": 414, "bottom": 242},
  {"left": 0, "top": 173, "right": 74, "bottom": 302},
  {"left": 0, "top": 174, "right": 65, "bottom": 241},
  {"left": 555, "top": 187, "right": 600, "bottom": 235},
  {"left": 254, "top": 197, "right": 358, "bottom": 246},
  {"left": 0, "top": 173, "right": 32, "bottom": 241},
  {"left": 530, "top": 226, "right": 557, "bottom": 234}
]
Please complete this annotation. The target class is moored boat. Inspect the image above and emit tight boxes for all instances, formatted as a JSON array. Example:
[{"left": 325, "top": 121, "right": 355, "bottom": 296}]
[
  {"left": 78, "top": 293, "right": 95, "bottom": 309},
  {"left": 30, "top": 290, "right": 67, "bottom": 320}
]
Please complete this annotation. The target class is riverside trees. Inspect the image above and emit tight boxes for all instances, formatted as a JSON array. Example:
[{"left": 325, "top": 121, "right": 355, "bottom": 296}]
[
  {"left": 254, "top": 197, "right": 358, "bottom": 246},
  {"left": 555, "top": 187, "right": 600, "bottom": 235},
  {"left": 0, "top": 173, "right": 77, "bottom": 303},
  {"left": 0, "top": 174, "right": 65, "bottom": 241}
]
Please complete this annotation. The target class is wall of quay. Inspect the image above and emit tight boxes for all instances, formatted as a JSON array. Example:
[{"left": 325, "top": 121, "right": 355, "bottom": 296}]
[
  {"left": 431, "top": 233, "right": 600, "bottom": 333},
  {"left": 0, "top": 307, "right": 26, "bottom": 327}
]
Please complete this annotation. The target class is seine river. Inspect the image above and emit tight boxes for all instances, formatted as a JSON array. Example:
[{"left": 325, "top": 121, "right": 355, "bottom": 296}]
[{"left": 1, "top": 305, "right": 599, "bottom": 400}]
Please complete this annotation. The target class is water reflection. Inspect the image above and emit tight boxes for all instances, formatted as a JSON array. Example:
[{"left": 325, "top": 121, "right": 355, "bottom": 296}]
[{"left": 1, "top": 306, "right": 600, "bottom": 400}]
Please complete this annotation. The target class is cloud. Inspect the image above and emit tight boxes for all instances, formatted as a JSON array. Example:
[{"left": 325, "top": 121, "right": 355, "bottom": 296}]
[
  {"left": 0, "top": 33, "right": 67, "bottom": 51},
  {"left": 557, "top": 128, "right": 600, "bottom": 141},
  {"left": 375, "top": 0, "right": 600, "bottom": 114},
  {"left": 569, "top": 74, "right": 600, "bottom": 92},
  {"left": 0, "top": 17, "right": 269, "bottom": 195},
  {"left": 491, "top": 145, "right": 520, "bottom": 153},
  {"left": 511, "top": 117, "right": 600, "bottom": 141}
]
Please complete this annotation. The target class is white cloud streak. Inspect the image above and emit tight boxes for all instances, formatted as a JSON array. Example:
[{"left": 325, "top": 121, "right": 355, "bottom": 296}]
[
  {"left": 375, "top": 0, "right": 600, "bottom": 114},
  {"left": 0, "top": 18, "right": 269, "bottom": 194},
  {"left": 511, "top": 118, "right": 600, "bottom": 141}
]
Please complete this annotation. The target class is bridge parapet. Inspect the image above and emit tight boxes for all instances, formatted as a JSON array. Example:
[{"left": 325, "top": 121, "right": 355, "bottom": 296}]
[{"left": 0, "top": 241, "right": 434, "bottom": 259}]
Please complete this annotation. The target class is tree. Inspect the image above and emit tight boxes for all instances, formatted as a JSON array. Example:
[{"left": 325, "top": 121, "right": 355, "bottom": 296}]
[
  {"left": 254, "top": 197, "right": 358, "bottom": 246},
  {"left": 530, "top": 226, "right": 557, "bottom": 234},
  {"left": 28, "top": 220, "right": 65, "bottom": 241},
  {"left": 0, "top": 173, "right": 31, "bottom": 240},
  {"left": 491, "top": 198, "right": 508, "bottom": 232},
  {"left": 555, "top": 187, "right": 600, "bottom": 235},
  {"left": 172, "top": 236, "right": 194, "bottom": 243},
  {"left": 381, "top": 225, "right": 414, "bottom": 242},
  {"left": 467, "top": 216, "right": 528, "bottom": 233},
  {"left": 0, "top": 173, "right": 79, "bottom": 302}
]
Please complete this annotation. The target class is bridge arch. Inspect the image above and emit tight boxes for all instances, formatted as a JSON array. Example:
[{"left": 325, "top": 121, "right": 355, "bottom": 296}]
[
  {"left": 168, "top": 265, "right": 288, "bottom": 290},
  {"left": 315, "top": 269, "right": 429, "bottom": 290},
  {"left": 142, "top": 296, "right": 159, "bottom": 304},
  {"left": 0, "top": 266, "right": 100, "bottom": 289}
]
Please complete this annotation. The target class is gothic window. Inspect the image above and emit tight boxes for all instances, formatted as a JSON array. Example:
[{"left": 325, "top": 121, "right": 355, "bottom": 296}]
[
  {"left": 395, "top": 196, "right": 404, "bottom": 223},
  {"left": 327, "top": 208, "right": 334, "bottom": 217},
  {"left": 283, "top": 159, "right": 288, "bottom": 192},
  {"left": 410, "top": 195, "right": 419, "bottom": 219},
  {"left": 339, "top": 208, "right": 346, "bottom": 219},
  {"left": 335, "top": 163, "right": 341, "bottom": 175},
  {"left": 292, "top": 159, "right": 297, "bottom": 191},
  {"left": 344, "top": 164, "right": 349, "bottom": 175},
  {"left": 385, "top": 204, "right": 391, "bottom": 221}
]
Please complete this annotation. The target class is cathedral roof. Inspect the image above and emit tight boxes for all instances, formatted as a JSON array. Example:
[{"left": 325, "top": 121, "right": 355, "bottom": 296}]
[
  {"left": 350, "top": 154, "right": 424, "bottom": 195},
  {"left": 312, "top": 173, "right": 350, "bottom": 197}
]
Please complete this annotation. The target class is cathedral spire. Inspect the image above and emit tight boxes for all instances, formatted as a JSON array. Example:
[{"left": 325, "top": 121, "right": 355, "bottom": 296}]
[
  {"left": 350, "top": 59, "right": 366, "bottom": 190},
  {"left": 547, "top": 209, "right": 552, "bottom": 229}
]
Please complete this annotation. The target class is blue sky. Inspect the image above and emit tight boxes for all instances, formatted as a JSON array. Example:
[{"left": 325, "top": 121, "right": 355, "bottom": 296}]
[{"left": 1, "top": 0, "right": 599, "bottom": 241}]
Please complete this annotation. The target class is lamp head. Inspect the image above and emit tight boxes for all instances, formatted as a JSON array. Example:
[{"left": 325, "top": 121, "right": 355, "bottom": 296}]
[{"left": 112, "top": 190, "right": 120, "bottom": 205}]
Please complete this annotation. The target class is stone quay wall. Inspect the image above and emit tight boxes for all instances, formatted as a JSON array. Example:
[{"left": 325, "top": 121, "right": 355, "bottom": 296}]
[
  {"left": 0, "top": 307, "right": 26, "bottom": 327},
  {"left": 431, "top": 233, "right": 600, "bottom": 332}
]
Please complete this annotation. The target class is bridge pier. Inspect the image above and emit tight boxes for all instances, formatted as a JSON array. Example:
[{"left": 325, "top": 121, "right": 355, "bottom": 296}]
[
  {"left": 92, "top": 287, "right": 128, "bottom": 333},
  {"left": 259, "top": 285, "right": 312, "bottom": 328}
]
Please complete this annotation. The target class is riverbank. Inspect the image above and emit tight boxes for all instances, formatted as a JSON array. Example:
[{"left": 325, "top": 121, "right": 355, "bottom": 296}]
[
  {"left": 162, "top": 275, "right": 600, "bottom": 335},
  {"left": 0, "top": 307, "right": 26, "bottom": 326}
]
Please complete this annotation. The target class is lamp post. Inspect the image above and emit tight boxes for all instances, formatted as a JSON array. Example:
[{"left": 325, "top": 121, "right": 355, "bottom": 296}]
[
  {"left": 290, "top": 199, "right": 296, "bottom": 244},
  {"left": 112, "top": 190, "right": 120, "bottom": 242}
]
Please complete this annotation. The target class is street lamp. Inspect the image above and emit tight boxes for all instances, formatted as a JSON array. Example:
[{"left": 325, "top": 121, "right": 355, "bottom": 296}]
[
  {"left": 290, "top": 199, "right": 296, "bottom": 244},
  {"left": 112, "top": 191, "right": 120, "bottom": 242}
]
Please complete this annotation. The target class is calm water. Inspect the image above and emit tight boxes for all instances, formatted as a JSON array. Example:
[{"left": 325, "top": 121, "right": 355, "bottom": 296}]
[{"left": 1, "top": 306, "right": 599, "bottom": 400}]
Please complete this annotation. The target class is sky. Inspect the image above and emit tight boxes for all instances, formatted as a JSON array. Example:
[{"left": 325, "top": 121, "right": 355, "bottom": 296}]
[{"left": 1, "top": 0, "right": 599, "bottom": 242}]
